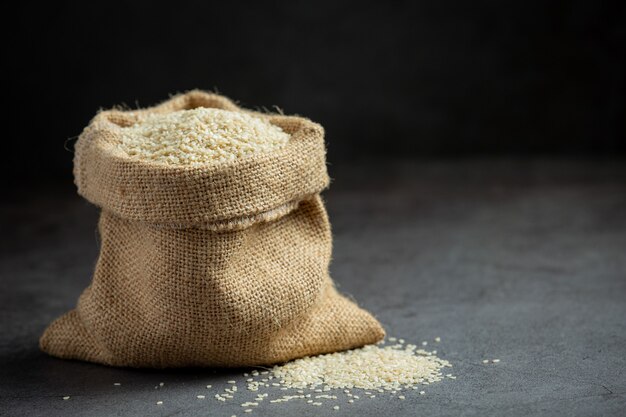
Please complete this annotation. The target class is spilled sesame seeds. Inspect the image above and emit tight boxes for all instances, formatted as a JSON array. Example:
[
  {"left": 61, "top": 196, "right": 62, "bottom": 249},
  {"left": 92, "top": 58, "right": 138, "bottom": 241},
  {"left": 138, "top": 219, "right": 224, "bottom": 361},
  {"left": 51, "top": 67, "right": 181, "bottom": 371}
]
[{"left": 58, "top": 338, "right": 453, "bottom": 412}]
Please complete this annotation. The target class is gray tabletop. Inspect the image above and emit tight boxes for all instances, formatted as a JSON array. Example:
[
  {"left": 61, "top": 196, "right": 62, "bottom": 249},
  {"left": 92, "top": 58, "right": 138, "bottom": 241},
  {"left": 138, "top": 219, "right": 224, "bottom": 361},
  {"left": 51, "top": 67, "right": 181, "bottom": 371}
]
[{"left": 2, "top": 158, "right": 625, "bottom": 416}]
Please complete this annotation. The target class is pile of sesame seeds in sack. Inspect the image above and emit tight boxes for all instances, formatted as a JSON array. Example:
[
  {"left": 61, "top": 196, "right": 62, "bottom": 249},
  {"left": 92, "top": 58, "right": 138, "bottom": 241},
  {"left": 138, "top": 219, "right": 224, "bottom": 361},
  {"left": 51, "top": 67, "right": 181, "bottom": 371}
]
[
  {"left": 118, "top": 107, "right": 291, "bottom": 165},
  {"left": 40, "top": 90, "right": 385, "bottom": 368},
  {"left": 44, "top": 90, "right": 465, "bottom": 414}
]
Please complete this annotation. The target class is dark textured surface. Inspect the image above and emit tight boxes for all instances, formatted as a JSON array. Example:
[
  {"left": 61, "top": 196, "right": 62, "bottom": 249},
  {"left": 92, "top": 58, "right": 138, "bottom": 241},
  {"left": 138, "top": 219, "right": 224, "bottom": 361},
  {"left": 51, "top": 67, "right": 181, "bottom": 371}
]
[{"left": 1, "top": 158, "right": 626, "bottom": 416}]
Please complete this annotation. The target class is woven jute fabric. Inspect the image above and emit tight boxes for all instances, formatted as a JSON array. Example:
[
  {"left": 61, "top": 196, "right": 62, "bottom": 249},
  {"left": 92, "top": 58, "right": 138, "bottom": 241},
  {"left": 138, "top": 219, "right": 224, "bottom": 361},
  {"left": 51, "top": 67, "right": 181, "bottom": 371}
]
[{"left": 40, "top": 91, "right": 385, "bottom": 368}]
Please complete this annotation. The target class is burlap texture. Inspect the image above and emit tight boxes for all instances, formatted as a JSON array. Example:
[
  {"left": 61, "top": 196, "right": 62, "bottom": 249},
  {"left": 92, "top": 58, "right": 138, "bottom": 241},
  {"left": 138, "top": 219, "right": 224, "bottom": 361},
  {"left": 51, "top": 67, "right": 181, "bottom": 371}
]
[{"left": 40, "top": 91, "right": 385, "bottom": 367}]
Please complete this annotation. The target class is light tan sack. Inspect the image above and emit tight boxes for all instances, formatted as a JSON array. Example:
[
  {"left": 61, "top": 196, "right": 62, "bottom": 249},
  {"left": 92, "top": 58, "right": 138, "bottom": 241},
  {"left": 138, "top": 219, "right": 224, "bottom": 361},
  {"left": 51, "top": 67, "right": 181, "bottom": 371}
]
[{"left": 40, "top": 91, "right": 384, "bottom": 367}]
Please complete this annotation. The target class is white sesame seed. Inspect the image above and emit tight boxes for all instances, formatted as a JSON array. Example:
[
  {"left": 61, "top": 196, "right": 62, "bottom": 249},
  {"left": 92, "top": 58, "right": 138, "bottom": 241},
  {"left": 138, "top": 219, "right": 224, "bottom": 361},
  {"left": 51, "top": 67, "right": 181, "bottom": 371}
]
[
  {"left": 482, "top": 360, "right": 489, "bottom": 364},
  {"left": 159, "top": 382, "right": 164, "bottom": 387},
  {"left": 333, "top": 406, "right": 340, "bottom": 410},
  {"left": 156, "top": 401, "right": 163, "bottom": 405},
  {"left": 113, "top": 383, "right": 121, "bottom": 386},
  {"left": 244, "top": 409, "right": 252, "bottom": 413},
  {"left": 399, "top": 395, "right": 405, "bottom": 400},
  {"left": 420, "top": 391, "right": 425, "bottom": 395},
  {"left": 62, "top": 396, "right": 70, "bottom": 400},
  {"left": 422, "top": 341, "right": 428, "bottom": 346},
  {"left": 492, "top": 359, "right": 500, "bottom": 363},
  {"left": 217, "top": 339, "right": 453, "bottom": 405},
  {"left": 435, "top": 337, "right": 441, "bottom": 342},
  {"left": 206, "top": 385, "right": 212, "bottom": 389},
  {"left": 227, "top": 380, "right": 236, "bottom": 384},
  {"left": 119, "top": 108, "right": 290, "bottom": 166}
]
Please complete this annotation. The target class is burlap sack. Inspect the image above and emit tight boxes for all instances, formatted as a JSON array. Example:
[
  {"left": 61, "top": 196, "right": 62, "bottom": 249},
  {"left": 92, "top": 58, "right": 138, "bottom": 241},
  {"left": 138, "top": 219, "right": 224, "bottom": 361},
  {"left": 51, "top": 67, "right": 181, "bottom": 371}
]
[{"left": 40, "top": 91, "right": 385, "bottom": 368}]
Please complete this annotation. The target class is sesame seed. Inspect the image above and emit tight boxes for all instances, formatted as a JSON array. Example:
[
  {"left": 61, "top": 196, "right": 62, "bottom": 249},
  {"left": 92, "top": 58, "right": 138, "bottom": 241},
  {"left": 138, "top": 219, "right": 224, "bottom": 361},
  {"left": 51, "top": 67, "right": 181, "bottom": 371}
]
[
  {"left": 119, "top": 108, "right": 290, "bottom": 166},
  {"left": 197, "top": 395, "right": 205, "bottom": 399},
  {"left": 435, "top": 337, "right": 441, "bottom": 342},
  {"left": 206, "top": 385, "right": 212, "bottom": 389},
  {"left": 482, "top": 360, "right": 489, "bottom": 364},
  {"left": 159, "top": 382, "right": 164, "bottom": 387},
  {"left": 420, "top": 391, "right": 425, "bottom": 395},
  {"left": 227, "top": 380, "right": 236, "bottom": 384},
  {"left": 202, "top": 339, "right": 453, "bottom": 410},
  {"left": 113, "top": 383, "right": 121, "bottom": 386},
  {"left": 333, "top": 406, "right": 340, "bottom": 410},
  {"left": 492, "top": 359, "right": 500, "bottom": 363},
  {"left": 62, "top": 396, "right": 70, "bottom": 400},
  {"left": 244, "top": 409, "right": 252, "bottom": 413},
  {"left": 156, "top": 401, "right": 163, "bottom": 405}
]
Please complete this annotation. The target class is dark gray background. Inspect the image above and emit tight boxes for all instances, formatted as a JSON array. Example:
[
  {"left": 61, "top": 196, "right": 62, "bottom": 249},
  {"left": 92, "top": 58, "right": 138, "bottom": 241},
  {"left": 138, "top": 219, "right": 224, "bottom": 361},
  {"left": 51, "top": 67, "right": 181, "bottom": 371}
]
[
  {"left": 4, "top": 0, "right": 626, "bottom": 187},
  {"left": 2, "top": 160, "right": 626, "bottom": 416},
  {"left": 2, "top": 1, "right": 626, "bottom": 416}
]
